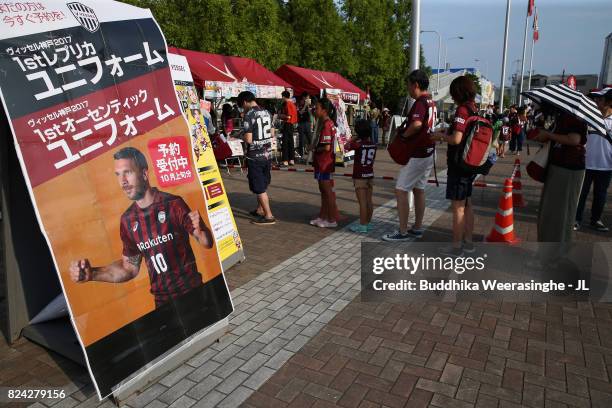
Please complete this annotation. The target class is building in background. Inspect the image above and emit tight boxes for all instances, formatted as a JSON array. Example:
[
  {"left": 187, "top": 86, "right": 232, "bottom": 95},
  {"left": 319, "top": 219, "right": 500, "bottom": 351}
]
[
  {"left": 429, "top": 68, "right": 494, "bottom": 120},
  {"left": 517, "top": 73, "right": 598, "bottom": 96}
]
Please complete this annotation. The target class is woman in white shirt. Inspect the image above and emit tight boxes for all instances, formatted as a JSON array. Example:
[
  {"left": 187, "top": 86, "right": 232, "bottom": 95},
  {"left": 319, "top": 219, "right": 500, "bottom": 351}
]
[{"left": 575, "top": 88, "right": 612, "bottom": 232}]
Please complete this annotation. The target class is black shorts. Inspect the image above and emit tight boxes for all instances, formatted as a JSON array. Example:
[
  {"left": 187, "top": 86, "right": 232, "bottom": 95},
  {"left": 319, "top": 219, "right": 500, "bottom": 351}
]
[
  {"left": 446, "top": 172, "right": 476, "bottom": 201},
  {"left": 247, "top": 159, "right": 271, "bottom": 194}
]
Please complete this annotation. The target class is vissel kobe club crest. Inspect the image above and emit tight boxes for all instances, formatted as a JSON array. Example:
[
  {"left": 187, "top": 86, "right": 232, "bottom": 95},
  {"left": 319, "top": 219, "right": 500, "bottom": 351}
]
[{"left": 67, "top": 2, "right": 100, "bottom": 33}]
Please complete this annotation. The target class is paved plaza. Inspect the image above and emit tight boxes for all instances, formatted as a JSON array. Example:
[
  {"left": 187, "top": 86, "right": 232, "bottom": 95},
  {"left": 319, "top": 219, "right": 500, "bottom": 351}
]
[{"left": 2, "top": 145, "right": 612, "bottom": 408}]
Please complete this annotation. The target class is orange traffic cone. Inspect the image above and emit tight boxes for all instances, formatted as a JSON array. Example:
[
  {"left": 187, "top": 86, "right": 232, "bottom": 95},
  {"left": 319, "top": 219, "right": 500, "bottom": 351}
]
[
  {"left": 512, "top": 159, "right": 527, "bottom": 208},
  {"left": 486, "top": 178, "right": 521, "bottom": 244}
]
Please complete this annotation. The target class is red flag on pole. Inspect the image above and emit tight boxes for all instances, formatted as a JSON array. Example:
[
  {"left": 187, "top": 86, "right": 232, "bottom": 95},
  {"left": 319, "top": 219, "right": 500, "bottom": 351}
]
[
  {"left": 533, "top": 7, "right": 539, "bottom": 41},
  {"left": 528, "top": 0, "right": 535, "bottom": 16}
]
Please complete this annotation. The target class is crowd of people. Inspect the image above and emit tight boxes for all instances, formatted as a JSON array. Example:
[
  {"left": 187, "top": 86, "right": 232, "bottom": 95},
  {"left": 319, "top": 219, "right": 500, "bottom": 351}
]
[{"left": 229, "top": 71, "right": 611, "bottom": 256}]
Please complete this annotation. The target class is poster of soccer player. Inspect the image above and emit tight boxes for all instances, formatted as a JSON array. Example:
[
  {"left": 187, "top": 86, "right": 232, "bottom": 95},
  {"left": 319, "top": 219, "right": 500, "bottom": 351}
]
[
  {"left": 168, "top": 53, "right": 244, "bottom": 269},
  {"left": 0, "top": 0, "right": 233, "bottom": 399}
]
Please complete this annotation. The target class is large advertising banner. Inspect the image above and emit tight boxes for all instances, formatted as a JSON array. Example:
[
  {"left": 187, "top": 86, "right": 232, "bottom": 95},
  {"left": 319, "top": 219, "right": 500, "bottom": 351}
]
[
  {"left": 168, "top": 53, "right": 244, "bottom": 269},
  {"left": 0, "top": 0, "right": 233, "bottom": 399}
]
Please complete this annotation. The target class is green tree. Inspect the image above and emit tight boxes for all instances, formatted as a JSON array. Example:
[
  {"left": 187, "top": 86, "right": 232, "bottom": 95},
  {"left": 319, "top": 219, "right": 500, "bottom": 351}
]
[
  {"left": 122, "top": 0, "right": 428, "bottom": 108},
  {"left": 466, "top": 72, "right": 483, "bottom": 96},
  {"left": 227, "top": 0, "right": 288, "bottom": 69},
  {"left": 343, "top": 0, "right": 420, "bottom": 109},
  {"left": 124, "top": 0, "right": 237, "bottom": 53},
  {"left": 284, "top": 0, "right": 354, "bottom": 74}
]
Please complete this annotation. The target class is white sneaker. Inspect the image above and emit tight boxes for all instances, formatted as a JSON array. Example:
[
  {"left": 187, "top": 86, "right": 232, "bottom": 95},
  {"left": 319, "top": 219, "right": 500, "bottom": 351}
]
[
  {"left": 309, "top": 217, "right": 322, "bottom": 226},
  {"left": 315, "top": 219, "right": 337, "bottom": 228}
]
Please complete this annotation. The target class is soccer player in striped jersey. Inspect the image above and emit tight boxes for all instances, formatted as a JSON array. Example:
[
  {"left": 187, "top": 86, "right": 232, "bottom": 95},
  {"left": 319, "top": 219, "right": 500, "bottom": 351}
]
[{"left": 69, "top": 147, "right": 213, "bottom": 308}]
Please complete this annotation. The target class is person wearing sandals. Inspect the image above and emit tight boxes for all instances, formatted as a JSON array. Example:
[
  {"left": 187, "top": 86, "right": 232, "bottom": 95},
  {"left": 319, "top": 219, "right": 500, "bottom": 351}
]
[
  {"left": 345, "top": 119, "right": 377, "bottom": 233},
  {"left": 237, "top": 91, "right": 276, "bottom": 225}
]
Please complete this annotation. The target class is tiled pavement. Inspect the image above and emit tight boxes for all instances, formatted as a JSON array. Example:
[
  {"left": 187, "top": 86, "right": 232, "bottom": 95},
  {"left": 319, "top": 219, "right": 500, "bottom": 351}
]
[
  {"left": 244, "top": 150, "right": 612, "bottom": 408},
  {"left": 2, "top": 147, "right": 612, "bottom": 407},
  {"left": 114, "top": 170, "right": 449, "bottom": 408}
]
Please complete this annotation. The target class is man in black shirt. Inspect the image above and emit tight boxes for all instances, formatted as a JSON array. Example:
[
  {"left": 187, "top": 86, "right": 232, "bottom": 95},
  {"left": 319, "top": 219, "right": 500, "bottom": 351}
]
[{"left": 238, "top": 91, "right": 276, "bottom": 225}]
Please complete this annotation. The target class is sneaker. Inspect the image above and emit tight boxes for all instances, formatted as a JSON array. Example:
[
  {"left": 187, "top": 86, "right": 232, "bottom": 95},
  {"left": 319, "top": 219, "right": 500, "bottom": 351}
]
[
  {"left": 407, "top": 228, "right": 424, "bottom": 239},
  {"left": 439, "top": 245, "right": 464, "bottom": 257},
  {"left": 315, "top": 219, "right": 337, "bottom": 228},
  {"left": 350, "top": 224, "right": 368, "bottom": 233},
  {"left": 309, "top": 217, "right": 322, "bottom": 226},
  {"left": 381, "top": 231, "right": 412, "bottom": 242},
  {"left": 251, "top": 216, "right": 276, "bottom": 225},
  {"left": 573, "top": 222, "right": 581, "bottom": 231},
  {"left": 590, "top": 220, "right": 609, "bottom": 232},
  {"left": 462, "top": 241, "right": 476, "bottom": 253}
]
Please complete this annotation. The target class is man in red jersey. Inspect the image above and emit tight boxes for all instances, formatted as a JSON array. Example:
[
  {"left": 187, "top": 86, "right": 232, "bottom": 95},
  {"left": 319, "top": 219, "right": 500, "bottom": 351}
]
[
  {"left": 69, "top": 147, "right": 213, "bottom": 308},
  {"left": 382, "top": 69, "right": 437, "bottom": 242}
]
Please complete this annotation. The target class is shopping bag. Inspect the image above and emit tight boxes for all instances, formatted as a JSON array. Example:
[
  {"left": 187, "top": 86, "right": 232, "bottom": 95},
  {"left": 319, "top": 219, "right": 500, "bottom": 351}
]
[{"left": 526, "top": 141, "right": 550, "bottom": 183}]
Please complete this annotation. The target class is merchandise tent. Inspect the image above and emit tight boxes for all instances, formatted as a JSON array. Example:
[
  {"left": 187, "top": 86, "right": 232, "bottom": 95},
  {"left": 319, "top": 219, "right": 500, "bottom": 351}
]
[
  {"left": 168, "top": 47, "right": 291, "bottom": 100},
  {"left": 275, "top": 64, "right": 367, "bottom": 105},
  {"left": 275, "top": 64, "right": 368, "bottom": 165},
  {"left": 168, "top": 47, "right": 292, "bottom": 165}
]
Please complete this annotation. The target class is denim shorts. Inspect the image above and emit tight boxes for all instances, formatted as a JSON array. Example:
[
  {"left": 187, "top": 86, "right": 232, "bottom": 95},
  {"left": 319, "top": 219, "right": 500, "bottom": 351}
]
[
  {"left": 247, "top": 159, "right": 271, "bottom": 194},
  {"left": 314, "top": 172, "right": 332, "bottom": 181}
]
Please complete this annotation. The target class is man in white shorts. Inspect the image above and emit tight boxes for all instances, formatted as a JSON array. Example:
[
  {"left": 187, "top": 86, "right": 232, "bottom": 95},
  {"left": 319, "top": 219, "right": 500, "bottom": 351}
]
[{"left": 383, "top": 70, "right": 436, "bottom": 242}]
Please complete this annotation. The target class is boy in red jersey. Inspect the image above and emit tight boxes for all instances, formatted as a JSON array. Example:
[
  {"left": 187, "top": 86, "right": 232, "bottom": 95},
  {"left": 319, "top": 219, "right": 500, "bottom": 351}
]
[
  {"left": 345, "top": 119, "right": 377, "bottom": 233},
  {"left": 69, "top": 147, "right": 213, "bottom": 308}
]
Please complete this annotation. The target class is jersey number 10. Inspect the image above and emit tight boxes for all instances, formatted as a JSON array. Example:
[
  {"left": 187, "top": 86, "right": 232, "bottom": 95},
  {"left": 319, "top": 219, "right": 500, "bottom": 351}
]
[{"left": 150, "top": 253, "right": 168, "bottom": 274}]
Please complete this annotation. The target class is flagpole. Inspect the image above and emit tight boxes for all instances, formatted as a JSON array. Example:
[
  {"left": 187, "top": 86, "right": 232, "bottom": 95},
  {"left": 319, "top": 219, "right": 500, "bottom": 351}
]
[
  {"left": 499, "top": 0, "right": 512, "bottom": 113},
  {"left": 527, "top": 36, "right": 535, "bottom": 90},
  {"left": 518, "top": 1, "right": 530, "bottom": 106}
]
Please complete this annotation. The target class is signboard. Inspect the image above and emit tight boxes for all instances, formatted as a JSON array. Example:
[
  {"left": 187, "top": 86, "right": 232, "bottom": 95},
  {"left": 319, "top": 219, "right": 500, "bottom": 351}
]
[
  {"left": 0, "top": 0, "right": 233, "bottom": 399},
  {"left": 204, "top": 80, "right": 286, "bottom": 100},
  {"left": 169, "top": 53, "right": 244, "bottom": 268},
  {"left": 325, "top": 88, "right": 360, "bottom": 105}
]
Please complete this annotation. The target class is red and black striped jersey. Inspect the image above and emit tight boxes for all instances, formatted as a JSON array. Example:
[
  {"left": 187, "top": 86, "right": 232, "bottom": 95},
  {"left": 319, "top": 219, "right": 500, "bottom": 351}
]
[{"left": 119, "top": 188, "right": 203, "bottom": 306}]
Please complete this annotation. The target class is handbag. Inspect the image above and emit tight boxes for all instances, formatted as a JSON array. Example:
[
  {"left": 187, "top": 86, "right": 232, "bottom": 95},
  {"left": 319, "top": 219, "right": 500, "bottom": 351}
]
[
  {"left": 526, "top": 141, "right": 551, "bottom": 183},
  {"left": 387, "top": 122, "right": 415, "bottom": 165}
]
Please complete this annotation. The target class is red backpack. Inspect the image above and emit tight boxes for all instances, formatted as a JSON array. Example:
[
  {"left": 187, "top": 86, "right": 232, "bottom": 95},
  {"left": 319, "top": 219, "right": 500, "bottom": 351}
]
[{"left": 454, "top": 108, "right": 494, "bottom": 174}]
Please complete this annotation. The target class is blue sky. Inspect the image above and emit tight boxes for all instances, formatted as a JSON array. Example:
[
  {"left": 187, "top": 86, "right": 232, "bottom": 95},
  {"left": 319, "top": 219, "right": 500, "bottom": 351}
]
[{"left": 419, "top": 0, "right": 611, "bottom": 87}]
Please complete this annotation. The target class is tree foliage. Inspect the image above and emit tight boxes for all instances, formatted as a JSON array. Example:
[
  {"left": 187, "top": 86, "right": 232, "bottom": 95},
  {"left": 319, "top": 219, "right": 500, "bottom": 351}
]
[
  {"left": 466, "top": 73, "right": 483, "bottom": 96},
  {"left": 123, "top": 0, "right": 430, "bottom": 110}
]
